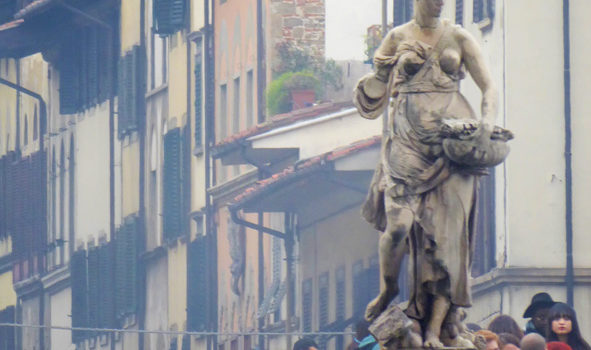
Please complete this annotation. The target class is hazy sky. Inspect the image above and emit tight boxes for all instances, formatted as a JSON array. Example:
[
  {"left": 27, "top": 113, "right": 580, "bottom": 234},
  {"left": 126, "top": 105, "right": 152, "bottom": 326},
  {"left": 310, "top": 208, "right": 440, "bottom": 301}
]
[{"left": 325, "top": 0, "right": 383, "bottom": 61}]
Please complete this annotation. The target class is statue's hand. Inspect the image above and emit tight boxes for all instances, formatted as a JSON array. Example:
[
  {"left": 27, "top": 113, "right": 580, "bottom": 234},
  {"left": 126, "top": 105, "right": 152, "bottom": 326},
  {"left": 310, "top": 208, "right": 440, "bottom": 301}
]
[
  {"left": 473, "top": 120, "right": 493, "bottom": 143},
  {"left": 363, "top": 75, "right": 388, "bottom": 99}
]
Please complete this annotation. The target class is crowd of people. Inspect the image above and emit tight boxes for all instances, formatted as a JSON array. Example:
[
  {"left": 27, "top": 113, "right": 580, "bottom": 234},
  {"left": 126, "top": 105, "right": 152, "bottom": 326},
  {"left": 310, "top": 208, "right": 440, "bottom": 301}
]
[
  {"left": 292, "top": 293, "right": 590, "bottom": 350},
  {"left": 472, "top": 293, "right": 590, "bottom": 350}
]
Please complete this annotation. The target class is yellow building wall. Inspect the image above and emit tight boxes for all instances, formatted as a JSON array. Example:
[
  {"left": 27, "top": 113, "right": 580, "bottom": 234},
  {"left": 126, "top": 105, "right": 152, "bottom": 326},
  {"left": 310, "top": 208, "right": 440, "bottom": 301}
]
[
  {"left": 121, "top": 0, "right": 141, "bottom": 52},
  {"left": 191, "top": 0, "right": 205, "bottom": 32},
  {"left": 122, "top": 141, "right": 140, "bottom": 217},
  {"left": 168, "top": 34, "right": 188, "bottom": 124},
  {"left": 167, "top": 243, "right": 187, "bottom": 333},
  {"left": 0, "top": 270, "right": 16, "bottom": 310}
]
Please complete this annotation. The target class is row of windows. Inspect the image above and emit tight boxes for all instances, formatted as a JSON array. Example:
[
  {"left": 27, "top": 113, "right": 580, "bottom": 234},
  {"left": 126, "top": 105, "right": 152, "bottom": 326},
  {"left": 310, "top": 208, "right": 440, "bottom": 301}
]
[
  {"left": 218, "top": 70, "right": 255, "bottom": 140},
  {"left": 393, "top": 0, "right": 495, "bottom": 27}
]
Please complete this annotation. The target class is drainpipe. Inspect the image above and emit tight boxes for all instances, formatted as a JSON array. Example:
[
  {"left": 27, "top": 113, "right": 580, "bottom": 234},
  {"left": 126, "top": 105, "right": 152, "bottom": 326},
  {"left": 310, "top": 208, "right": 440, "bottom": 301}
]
[
  {"left": 562, "top": 0, "right": 574, "bottom": 308},
  {"left": 204, "top": 0, "right": 218, "bottom": 349}
]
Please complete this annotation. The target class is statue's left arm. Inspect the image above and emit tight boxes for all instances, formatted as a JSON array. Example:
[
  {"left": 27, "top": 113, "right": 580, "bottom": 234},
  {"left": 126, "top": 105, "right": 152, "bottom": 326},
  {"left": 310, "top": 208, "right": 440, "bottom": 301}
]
[{"left": 457, "top": 28, "right": 498, "bottom": 130}]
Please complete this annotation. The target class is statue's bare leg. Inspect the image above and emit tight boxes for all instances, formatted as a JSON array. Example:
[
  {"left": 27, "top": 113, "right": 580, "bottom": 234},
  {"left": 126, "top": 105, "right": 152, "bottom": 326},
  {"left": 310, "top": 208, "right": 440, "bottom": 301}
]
[
  {"left": 424, "top": 295, "right": 450, "bottom": 348},
  {"left": 365, "top": 206, "right": 413, "bottom": 322}
]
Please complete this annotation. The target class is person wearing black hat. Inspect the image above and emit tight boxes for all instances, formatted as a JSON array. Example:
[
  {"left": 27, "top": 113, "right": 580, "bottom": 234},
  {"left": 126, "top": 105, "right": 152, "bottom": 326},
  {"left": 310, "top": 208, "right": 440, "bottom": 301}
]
[{"left": 523, "top": 292, "right": 556, "bottom": 337}]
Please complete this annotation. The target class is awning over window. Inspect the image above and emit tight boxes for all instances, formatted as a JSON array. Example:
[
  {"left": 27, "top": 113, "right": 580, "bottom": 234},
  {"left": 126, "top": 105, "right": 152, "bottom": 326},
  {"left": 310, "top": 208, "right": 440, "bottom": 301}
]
[{"left": 229, "top": 136, "right": 381, "bottom": 229}]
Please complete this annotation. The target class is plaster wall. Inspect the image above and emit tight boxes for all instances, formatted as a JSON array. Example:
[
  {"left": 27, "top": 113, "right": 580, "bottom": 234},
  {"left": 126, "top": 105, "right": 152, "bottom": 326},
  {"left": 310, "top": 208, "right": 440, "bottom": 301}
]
[
  {"left": 0, "top": 237, "right": 11, "bottom": 259},
  {"left": 75, "top": 103, "right": 111, "bottom": 245},
  {"left": 21, "top": 295, "right": 41, "bottom": 350},
  {"left": 0, "top": 270, "right": 16, "bottom": 309},
  {"left": 145, "top": 256, "right": 169, "bottom": 350},
  {"left": 569, "top": 0, "right": 591, "bottom": 268},
  {"left": 191, "top": 0, "right": 205, "bottom": 32},
  {"left": 502, "top": 0, "right": 566, "bottom": 268},
  {"left": 169, "top": 34, "right": 188, "bottom": 124},
  {"left": 122, "top": 141, "right": 140, "bottom": 217},
  {"left": 251, "top": 109, "right": 381, "bottom": 160},
  {"left": 49, "top": 287, "right": 72, "bottom": 350},
  {"left": 121, "top": 0, "right": 141, "bottom": 53},
  {"left": 168, "top": 243, "right": 187, "bottom": 335},
  {"left": 0, "top": 58, "right": 17, "bottom": 155}
]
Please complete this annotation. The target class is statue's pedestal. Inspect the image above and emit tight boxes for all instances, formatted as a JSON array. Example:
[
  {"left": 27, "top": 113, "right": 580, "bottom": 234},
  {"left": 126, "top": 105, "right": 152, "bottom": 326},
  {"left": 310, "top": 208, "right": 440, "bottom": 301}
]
[{"left": 369, "top": 304, "right": 481, "bottom": 350}]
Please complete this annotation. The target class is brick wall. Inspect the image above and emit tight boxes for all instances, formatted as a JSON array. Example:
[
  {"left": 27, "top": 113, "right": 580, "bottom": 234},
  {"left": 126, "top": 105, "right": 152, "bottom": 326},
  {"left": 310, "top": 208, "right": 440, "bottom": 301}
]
[{"left": 269, "top": 0, "right": 326, "bottom": 64}]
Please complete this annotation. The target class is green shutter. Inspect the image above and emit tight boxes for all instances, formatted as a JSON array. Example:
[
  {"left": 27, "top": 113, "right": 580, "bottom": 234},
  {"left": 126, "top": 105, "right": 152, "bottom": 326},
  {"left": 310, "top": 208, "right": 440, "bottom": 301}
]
[
  {"left": 114, "top": 226, "right": 127, "bottom": 319},
  {"left": 70, "top": 249, "right": 88, "bottom": 342},
  {"left": 194, "top": 55, "right": 203, "bottom": 147},
  {"left": 187, "top": 236, "right": 208, "bottom": 331},
  {"left": 117, "top": 54, "right": 127, "bottom": 137},
  {"left": 98, "top": 29, "right": 113, "bottom": 103},
  {"left": 154, "top": 0, "right": 186, "bottom": 35},
  {"left": 60, "top": 40, "right": 81, "bottom": 115},
  {"left": 163, "top": 128, "right": 182, "bottom": 240},
  {"left": 87, "top": 26, "right": 99, "bottom": 105},
  {"left": 98, "top": 242, "right": 115, "bottom": 329},
  {"left": 124, "top": 217, "right": 138, "bottom": 315},
  {"left": 87, "top": 247, "right": 99, "bottom": 335},
  {"left": 473, "top": 0, "right": 483, "bottom": 22}
]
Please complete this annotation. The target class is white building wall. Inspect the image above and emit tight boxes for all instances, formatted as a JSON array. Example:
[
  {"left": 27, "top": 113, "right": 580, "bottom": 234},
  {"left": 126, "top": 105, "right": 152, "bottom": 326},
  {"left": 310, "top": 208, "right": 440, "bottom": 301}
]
[
  {"left": 50, "top": 287, "right": 73, "bottom": 350},
  {"left": 75, "top": 103, "right": 112, "bottom": 246}
]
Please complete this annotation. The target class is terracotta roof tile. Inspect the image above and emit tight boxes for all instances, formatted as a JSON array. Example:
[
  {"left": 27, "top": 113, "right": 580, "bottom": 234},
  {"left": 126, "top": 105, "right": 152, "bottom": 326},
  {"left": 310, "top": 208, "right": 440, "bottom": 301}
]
[
  {"left": 230, "top": 135, "right": 381, "bottom": 208},
  {"left": 215, "top": 101, "right": 354, "bottom": 148}
]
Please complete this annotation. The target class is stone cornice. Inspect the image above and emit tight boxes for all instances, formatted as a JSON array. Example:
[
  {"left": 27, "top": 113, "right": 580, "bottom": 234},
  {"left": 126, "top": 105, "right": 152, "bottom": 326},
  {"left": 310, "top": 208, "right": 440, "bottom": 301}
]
[{"left": 472, "top": 267, "right": 591, "bottom": 296}]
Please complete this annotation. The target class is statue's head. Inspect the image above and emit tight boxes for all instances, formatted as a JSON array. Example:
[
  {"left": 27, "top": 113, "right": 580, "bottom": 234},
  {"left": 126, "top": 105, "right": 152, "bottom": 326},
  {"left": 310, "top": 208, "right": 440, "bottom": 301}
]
[{"left": 415, "top": 0, "right": 444, "bottom": 18}]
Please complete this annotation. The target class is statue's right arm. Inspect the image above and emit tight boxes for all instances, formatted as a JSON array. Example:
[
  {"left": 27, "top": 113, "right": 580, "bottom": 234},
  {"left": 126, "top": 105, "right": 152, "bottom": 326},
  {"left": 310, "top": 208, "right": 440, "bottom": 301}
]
[{"left": 362, "top": 29, "right": 398, "bottom": 99}]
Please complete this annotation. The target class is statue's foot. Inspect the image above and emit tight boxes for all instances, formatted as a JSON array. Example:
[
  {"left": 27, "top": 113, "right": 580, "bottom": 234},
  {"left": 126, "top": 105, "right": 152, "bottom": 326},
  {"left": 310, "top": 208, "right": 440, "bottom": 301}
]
[
  {"left": 423, "top": 331, "right": 444, "bottom": 348},
  {"left": 455, "top": 335, "right": 475, "bottom": 349},
  {"left": 365, "top": 291, "right": 395, "bottom": 322},
  {"left": 407, "top": 330, "right": 424, "bottom": 348}
]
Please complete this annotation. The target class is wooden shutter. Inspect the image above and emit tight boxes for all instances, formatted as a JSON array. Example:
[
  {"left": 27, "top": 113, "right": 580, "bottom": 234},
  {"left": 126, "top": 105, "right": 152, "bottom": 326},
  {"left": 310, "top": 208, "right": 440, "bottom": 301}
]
[
  {"left": 98, "top": 242, "right": 115, "bottom": 329},
  {"left": 70, "top": 249, "right": 88, "bottom": 342},
  {"left": 352, "top": 260, "right": 365, "bottom": 316},
  {"left": 187, "top": 236, "right": 209, "bottom": 331},
  {"left": 473, "top": 0, "right": 483, "bottom": 23},
  {"left": 318, "top": 272, "right": 329, "bottom": 328},
  {"left": 114, "top": 225, "right": 127, "bottom": 319},
  {"left": 98, "top": 28, "right": 113, "bottom": 103},
  {"left": 302, "top": 278, "right": 313, "bottom": 332},
  {"left": 87, "top": 246, "right": 99, "bottom": 335},
  {"left": 117, "top": 54, "right": 128, "bottom": 136},
  {"left": 60, "top": 39, "right": 81, "bottom": 115},
  {"left": 124, "top": 217, "right": 138, "bottom": 315},
  {"left": 194, "top": 52, "right": 203, "bottom": 147},
  {"left": 0, "top": 157, "right": 5, "bottom": 238},
  {"left": 367, "top": 256, "right": 380, "bottom": 304},
  {"left": 163, "top": 128, "right": 182, "bottom": 240},
  {"left": 456, "top": 0, "right": 464, "bottom": 25},
  {"left": 154, "top": 0, "right": 186, "bottom": 35},
  {"left": 87, "top": 26, "right": 99, "bottom": 105}
]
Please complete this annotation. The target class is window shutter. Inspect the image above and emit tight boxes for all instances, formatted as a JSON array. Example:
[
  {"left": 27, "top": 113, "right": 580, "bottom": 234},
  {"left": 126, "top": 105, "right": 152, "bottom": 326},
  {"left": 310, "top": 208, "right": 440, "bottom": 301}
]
[
  {"left": 163, "top": 128, "right": 182, "bottom": 240},
  {"left": 352, "top": 260, "right": 366, "bottom": 316},
  {"left": 0, "top": 157, "right": 5, "bottom": 239},
  {"left": 455, "top": 0, "right": 464, "bottom": 25},
  {"left": 194, "top": 54, "right": 203, "bottom": 147},
  {"left": 302, "top": 278, "right": 313, "bottom": 332},
  {"left": 117, "top": 54, "right": 128, "bottom": 136},
  {"left": 393, "top": 0, "right": 405, "bottom": 27},
  {"left": 154, "top": 0, "right": 186, "bottom": 35},
  {"left": 124, "top": 217, "right": 138, "bottom": 315},
  {"left": 404, "top": 0, "right": 413, "bottom": 23},
  {"left": 128, "top": 47, "right": 138, "bottom": 132},
  {"left": 60, "top": 42, "right": 81, "bottom": 115},
  {"left": 318, "top": 272, "right": 329, "bottom": 328},
  {"left": 114, "top": 225, "right": 127, "bottom": 319},
  {"left": 367, "top": 256, "right": 380, "bottom": 304},
  {"left": 187, "top": 236, "right": 209, "bottom": 331},
  {"left": 87, "top": 246, "right": 99, "bottom": 336},
  {"left": 98, "top": 29, "right": 113, "bottom": 103},
  {"left": 98, "top": 242, "right": 115, "bottom": 329},
  {"left": 87, "top": 26, "right": 99, "bottom": 105},
  {"left": 70, "top": 249, "right": 88, "bottom": 342},
  {"left": 473, "top": 0, "right": 483, "bottom": 23}
]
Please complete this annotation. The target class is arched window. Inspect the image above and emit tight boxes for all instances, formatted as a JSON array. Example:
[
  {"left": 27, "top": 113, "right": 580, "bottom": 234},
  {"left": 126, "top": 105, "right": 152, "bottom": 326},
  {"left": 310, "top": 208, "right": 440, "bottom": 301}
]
[{"left": 33, "top": 107, "right": 38, "bottom": 141}]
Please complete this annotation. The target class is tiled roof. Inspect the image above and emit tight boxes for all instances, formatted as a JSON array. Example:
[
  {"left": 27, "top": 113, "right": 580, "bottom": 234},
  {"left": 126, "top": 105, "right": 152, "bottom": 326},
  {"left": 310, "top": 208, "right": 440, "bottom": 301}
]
[
  {"left": 229, "top": 135, "right": 381, "bottom": 208},
  {"left": 14, "top": 0, "right": 55, "bottom": 19},
  {"left": 0, "top": 19, "right": 24, "bottom": 31},
  {"left": 214, "top": 101, "right": 354, "bottom": 150}
]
